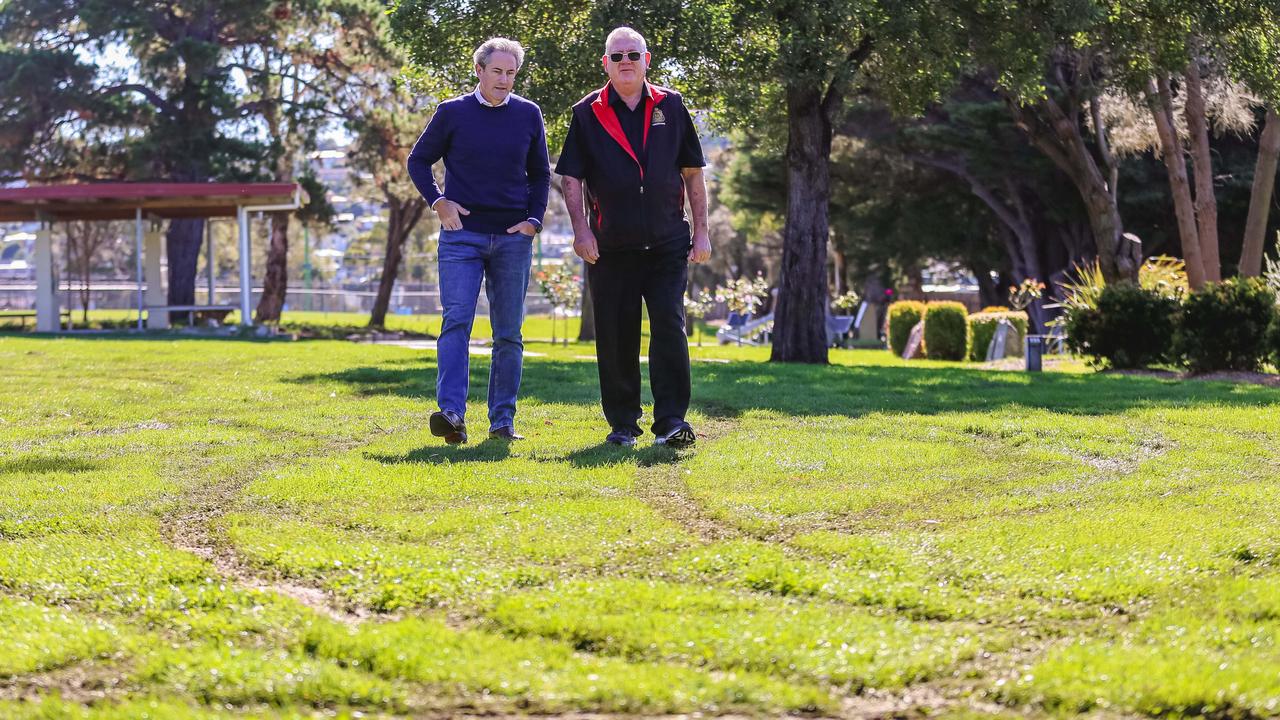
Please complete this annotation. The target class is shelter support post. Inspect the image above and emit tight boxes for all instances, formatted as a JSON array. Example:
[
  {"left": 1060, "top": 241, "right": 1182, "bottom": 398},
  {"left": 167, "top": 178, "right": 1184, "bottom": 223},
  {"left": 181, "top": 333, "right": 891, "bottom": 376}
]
[
  {"left": 34, "top": 221, "right": 58, "bottom": 332},
  {"left": 206, "top": 219, "right": 216, "bottom": 304},
  {"left": 144, "top": 222, "right": 167, "bottom": 329},
  {"left": 238, "top": 206, "right": 252, "bottom": 326},
  {"left": 135, "top": 208, "right": 143, "bottom": 330}
]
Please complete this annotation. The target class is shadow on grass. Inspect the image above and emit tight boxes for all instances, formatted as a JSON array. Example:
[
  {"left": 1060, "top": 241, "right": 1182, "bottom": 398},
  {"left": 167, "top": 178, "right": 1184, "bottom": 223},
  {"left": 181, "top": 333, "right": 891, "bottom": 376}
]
[
  {"left": 0, "top": 329, "right": 287, "bottom": 343},
  {"left": 0, "top": 455, "right": 100, "bottom": 475},
  {"left": 367, "top": 438, "right": 513, "bottom": 465},
  {"left": 291, "top": 354, "right": 1280, "bottom": 420},
  {"left": 563, "top": 442, "right": 681, "bottom": 468}
]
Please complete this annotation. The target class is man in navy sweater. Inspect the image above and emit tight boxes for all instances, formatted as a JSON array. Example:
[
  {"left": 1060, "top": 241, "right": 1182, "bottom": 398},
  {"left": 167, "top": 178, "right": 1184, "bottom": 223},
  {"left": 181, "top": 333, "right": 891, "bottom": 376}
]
[{"left": 407, "top": 37, "right": 551, "bottom": 445}]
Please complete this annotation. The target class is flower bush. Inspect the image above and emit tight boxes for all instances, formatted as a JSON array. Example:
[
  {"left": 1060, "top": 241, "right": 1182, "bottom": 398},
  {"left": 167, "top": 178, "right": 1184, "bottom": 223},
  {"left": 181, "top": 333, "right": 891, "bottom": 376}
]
[
  {"left": 831, "top": 291, "right": 860, "bottom": 315},
  {"left": 1008, "top": 278, "right": 1045, "bottom": 311},
  {"left": 714, "top": 275, "right": 770, "bottom": 316},
  {"left": 535, "top": 266, "right": 581, "bottom": 346},
  {"left": 683, "top": 288, "right": 716, "bottom": 347}
]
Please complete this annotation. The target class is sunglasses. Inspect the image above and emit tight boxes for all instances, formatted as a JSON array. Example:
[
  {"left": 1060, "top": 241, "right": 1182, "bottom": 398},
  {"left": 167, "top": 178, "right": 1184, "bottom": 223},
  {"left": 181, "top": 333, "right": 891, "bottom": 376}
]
[{"left": 608, "top": 51, "right": 644, "bottom": 62}]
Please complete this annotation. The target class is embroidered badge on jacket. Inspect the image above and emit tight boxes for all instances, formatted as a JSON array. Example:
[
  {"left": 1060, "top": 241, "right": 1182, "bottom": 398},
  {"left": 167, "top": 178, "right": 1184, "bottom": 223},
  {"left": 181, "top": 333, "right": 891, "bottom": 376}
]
[{"left": 651, "top": 108, "right": 666, "bottom": 126}]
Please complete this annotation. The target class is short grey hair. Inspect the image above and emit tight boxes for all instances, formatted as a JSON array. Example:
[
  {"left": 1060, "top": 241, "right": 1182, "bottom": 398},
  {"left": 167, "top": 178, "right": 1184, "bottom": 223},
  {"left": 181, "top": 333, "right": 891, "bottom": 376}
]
[
  {"left": 474, "top": 37, "right": 525, "bottom": 68},
  {"left": 604, "top": 26, "right": 647, "bottom": 53}
]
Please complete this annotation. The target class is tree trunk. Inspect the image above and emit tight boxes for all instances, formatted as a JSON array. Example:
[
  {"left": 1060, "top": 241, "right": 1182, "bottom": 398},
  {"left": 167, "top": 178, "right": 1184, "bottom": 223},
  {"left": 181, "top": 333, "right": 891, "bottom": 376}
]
[
  {"left": 915, "top": 156, "right": 1049, "bottom": 327},
  {"left": 1149, "top": 75, "right": 1207, "bottom": 288},
  {"left": 1011, "top": 96, "right": 1137, "bottom": 282},
  {"left": 369, "top": 195, "right": 428, "bottom": 328},
  {"left": 1241, "top": 108, "right": 1280, "bottom": 277},
  {"left": 831, "top": 244, "right": 848, "bottom": 297},
  {"left": 166, "top": 218, "right": 204, "bottom": 325},
  {"left": 973, "top": 265, "right": 1001, "bottom": 309},
  {"left": 1183, "top": 61, "right": 1220, "bottom": 282},
  {"left": 79, "top": 251, "right": 90, "bottom": 325},
  {"left": 577, "top": 272, "right": 595, "bottom": 341},
  {"left": 66, "top": 221, "right": 93, "bottom": 325},
  {"left": 369, "top": 202, "right": 405, "bottom": 329},
  {"left": 255, "top": 212, "right": 290, "bottom": 322},
  {"left": 770, "top": 84, "right": 831, "bottom": 364}
]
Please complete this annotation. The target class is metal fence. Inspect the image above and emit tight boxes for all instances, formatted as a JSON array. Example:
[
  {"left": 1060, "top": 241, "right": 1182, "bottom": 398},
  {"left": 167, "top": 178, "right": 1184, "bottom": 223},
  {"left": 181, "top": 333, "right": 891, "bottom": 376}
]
[{"left": 0, "top": 280, "right": 558, "bottom": 317}]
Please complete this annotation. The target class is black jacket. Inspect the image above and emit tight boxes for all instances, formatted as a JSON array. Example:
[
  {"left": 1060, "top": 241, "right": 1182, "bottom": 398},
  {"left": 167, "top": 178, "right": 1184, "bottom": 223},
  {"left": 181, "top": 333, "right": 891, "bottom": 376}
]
[{"left": 556, "top": 83, "right": 705, "bottom": 251}]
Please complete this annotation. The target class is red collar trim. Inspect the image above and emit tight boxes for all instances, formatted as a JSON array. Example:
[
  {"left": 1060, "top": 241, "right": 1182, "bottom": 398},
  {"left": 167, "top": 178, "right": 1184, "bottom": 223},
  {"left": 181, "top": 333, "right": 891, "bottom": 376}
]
[{"left": 590, "top": 83, "right": 667, "bottom": 176}]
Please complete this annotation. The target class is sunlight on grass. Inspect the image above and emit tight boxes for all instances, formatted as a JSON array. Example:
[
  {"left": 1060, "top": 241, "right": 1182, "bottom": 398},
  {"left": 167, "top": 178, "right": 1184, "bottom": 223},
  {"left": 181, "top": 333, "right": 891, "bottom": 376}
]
[{"left": 2, "top": 331, "right": 1278, "bottom": 717}]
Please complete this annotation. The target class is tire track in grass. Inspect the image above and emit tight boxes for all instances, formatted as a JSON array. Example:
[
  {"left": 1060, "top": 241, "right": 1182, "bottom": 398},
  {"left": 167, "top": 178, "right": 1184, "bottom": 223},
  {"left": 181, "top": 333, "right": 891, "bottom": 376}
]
[
  {"left": 0, "top": 661, "right": 135, "bottom": 704},
  {"left": 157, "top": 438, "right": 374, "bottom": 625},
  {"left": 625, "top": 419, "right": 950, "bottom": 719},
  {"left": 623, "top": 417, "right": 1080, "bottom": 720},
  {"left": 630, "top": 417, "right": 746, "bottom": 543}
]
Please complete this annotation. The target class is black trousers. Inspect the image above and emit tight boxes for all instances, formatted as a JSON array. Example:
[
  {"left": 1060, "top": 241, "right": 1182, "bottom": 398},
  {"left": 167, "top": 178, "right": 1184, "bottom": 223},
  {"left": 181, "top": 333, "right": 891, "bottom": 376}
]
[{"left": 587, "top": 244, "right": 691, "bottom": 436}]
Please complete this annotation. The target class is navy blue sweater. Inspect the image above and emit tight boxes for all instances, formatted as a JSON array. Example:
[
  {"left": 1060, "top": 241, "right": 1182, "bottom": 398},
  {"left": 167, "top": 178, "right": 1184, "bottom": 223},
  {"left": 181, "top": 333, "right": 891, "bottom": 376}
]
[{"left": 407, "top": 92, "right": 551, "bottom": 234}]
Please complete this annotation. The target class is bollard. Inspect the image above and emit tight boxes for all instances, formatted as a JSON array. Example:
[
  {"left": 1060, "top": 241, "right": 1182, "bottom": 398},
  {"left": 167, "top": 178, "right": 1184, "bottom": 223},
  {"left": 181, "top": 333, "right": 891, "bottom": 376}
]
[{"left": 1025, "top": 335, "right": 1043, "bottom": 372}]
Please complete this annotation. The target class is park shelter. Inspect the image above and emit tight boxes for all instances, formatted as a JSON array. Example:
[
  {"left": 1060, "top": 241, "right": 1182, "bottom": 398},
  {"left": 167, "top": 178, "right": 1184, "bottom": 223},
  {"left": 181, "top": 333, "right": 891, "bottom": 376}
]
[{"left": 0, "top": 183, "right": 301, "bottom": 331}]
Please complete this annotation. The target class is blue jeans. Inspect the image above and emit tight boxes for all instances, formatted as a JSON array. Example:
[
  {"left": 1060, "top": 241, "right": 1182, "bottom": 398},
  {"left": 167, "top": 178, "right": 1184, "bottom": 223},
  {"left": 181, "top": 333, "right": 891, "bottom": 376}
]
[{"left": 436, "top": 229, "right": 533, "bottom": 432}]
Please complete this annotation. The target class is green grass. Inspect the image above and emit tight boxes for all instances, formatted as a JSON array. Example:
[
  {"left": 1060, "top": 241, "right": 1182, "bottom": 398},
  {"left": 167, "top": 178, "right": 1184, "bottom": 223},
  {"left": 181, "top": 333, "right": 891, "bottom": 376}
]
[{"left": 1, "top": 326, "right": 1279, "bottom": 717}]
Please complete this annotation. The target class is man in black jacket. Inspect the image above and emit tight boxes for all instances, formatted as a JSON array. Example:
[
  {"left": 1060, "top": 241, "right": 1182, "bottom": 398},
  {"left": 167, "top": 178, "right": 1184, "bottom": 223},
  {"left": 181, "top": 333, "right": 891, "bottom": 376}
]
[{"left": 556, "top": 26, "right": 710, "bottom": 448}]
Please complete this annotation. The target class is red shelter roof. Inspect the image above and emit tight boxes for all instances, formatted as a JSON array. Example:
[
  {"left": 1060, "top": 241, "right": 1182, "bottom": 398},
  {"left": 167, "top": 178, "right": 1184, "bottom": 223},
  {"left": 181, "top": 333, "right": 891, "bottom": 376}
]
[{"left": 0, "top": 183, "right": 300, "bottom": 222}]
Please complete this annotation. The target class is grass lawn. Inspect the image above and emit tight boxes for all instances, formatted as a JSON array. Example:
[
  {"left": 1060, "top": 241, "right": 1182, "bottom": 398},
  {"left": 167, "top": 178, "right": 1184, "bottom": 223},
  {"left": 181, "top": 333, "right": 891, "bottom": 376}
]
[
  {"left": 2, "top": 328, "right": 1279, "bottom": 718},
  {"left": 13, "top": 309, "right": 605, "bottom": 345}
]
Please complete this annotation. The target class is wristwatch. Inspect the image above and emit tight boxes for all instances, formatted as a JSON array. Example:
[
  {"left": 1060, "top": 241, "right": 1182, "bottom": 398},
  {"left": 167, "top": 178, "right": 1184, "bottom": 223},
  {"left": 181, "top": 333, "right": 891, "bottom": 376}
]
[{"left": 526, "top": 218, "right": 542, "bottom": 233}]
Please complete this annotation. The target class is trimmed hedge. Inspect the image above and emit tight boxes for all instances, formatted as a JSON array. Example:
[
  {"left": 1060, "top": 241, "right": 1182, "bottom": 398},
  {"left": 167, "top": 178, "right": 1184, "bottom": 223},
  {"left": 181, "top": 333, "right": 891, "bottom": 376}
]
[
  {"left": 1064, "top": 282, "right": 1177, "bottom": 368},
  {"left": 887, "top": 301, "right": 925, "bottom": 356},
  {"left": 1175, "top": 277, "right": 1277, "bottom": 372},
  {"left": 922, "top": 302, "right": 970, "bottom": 361},
  {"left": 1268, "top": 312, "right": 1280, "bottom": 370},
  {"left": 968, "top": 311, "right": 1028, "bottom": 361}
]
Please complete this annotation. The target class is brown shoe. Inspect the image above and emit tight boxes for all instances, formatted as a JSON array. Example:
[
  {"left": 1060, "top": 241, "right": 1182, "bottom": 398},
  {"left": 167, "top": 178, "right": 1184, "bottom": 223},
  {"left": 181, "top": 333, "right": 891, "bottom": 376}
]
[
  {"left": 488, "top": 426, "right": 525, "bottom": 441},
  {"left": 430, "top": 410, "right": 467, "bottom": 445}
]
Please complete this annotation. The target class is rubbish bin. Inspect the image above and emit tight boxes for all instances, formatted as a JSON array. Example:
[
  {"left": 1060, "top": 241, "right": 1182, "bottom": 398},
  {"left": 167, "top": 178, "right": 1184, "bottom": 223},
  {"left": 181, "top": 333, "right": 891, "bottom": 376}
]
[{"left": 1025, "top": 335, "right": 1044, "bottom": 372}]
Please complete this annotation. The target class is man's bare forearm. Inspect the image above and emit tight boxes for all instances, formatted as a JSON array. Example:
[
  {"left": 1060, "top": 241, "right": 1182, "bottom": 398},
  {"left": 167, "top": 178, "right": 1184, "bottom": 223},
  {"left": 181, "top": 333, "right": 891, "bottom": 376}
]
[
  {"left": 562, "top": 176, "right": 590, "bottom": 234},
  {"left": 683, "top": 167, "right": 708, "bottom": 235}
]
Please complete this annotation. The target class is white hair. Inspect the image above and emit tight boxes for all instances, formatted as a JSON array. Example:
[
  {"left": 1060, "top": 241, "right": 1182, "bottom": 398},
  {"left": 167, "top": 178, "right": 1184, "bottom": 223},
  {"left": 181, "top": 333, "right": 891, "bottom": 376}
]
[
  {"left": 474, "top": 37, "right": 524, "bottom": 68},
  {"left": 604, "top": 26, "right": 647, "bottom": 53}
]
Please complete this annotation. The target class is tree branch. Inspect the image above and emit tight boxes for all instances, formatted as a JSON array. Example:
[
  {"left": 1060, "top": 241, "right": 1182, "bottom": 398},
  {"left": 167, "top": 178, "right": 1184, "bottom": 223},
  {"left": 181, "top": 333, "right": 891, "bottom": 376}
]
[
  {"left": 908, "top": 153, "right": 1030, "bottom": 240},
  {"left": 1089, "top": 91, "right": 1119, "bottom": 204},
  {"left": 98, "top": 84, "right": 175, "bottom": 117},
  {"left": 821, "top": 34, "right": 874, "bottom": 119}
]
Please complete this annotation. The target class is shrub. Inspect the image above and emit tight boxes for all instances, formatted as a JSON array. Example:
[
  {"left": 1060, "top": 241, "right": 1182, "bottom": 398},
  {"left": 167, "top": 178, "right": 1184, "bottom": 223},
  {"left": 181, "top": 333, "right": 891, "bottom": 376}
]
[
  {"left": 922, "top": 302, "right": 970, "bottom": 361},
  {"left": 1262, "top": 253, "right": 1280, "bottom": 301},
  {"left": 1268, "top": 313, "right": 1280, "bottom": 370},
  {"left": 887, "top": 301, "right": 925, "bottom": 356},
  {"left": 1064, "top": 282, "right": 1177, "bottom": 369},
  {"left": 1058, "top": 260, "right": 1107, "bottom": 314},
  {"left": 980, "top": 305, "right": 1011, "bottom": 313},
  {"left": 1175, "top": 277, "right": 1277, "bottom": 372},
  {"left": 1139, "top": 255, "right": 1189, "bottom": 301},
  {"left": 968, "top": 311, "right": 1028, "bottom": 361}
]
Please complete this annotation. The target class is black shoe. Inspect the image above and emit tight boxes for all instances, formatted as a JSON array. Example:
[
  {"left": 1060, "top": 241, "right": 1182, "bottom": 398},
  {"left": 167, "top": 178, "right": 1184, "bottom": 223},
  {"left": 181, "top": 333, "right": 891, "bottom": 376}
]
[
  {"left": 654, "top": 422, "right": 696, "bottom": 448},
  {"left": 430, "top": 410, "right": 467, "bottom": 445},
  {"left": 605, "top": 428, "right": 640, "bottom": 447},
  {"left": 489, "top": 426, "right": 525, "bottom": 441}
]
